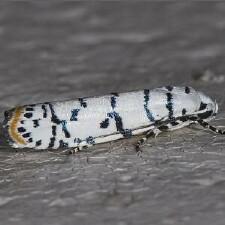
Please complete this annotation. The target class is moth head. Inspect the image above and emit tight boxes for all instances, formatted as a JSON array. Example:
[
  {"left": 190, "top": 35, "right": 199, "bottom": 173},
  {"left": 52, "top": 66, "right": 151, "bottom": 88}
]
[{"left": 197, "top": 91, "right": 218, "bottom": 120}]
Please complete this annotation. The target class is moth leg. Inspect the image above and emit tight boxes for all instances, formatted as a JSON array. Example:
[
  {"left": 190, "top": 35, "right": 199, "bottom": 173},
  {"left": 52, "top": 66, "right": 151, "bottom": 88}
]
[
  {"left": 135, "top": 128, "right": 161, "bottom": 153},
  {"left": 62, "top": 147, "right": 81, "bottom": 155},
  {"left": 69, "top": 147, "right": 82, "bottom": 154},
  {"left": 195, "top": 119, "right": 225, "bottom": 135},
  {"left": 135, "top": 118, "right": 192, "bottom": 152},
  {"left": 65, "top": 144, "right": 94, "bottom": 154}
]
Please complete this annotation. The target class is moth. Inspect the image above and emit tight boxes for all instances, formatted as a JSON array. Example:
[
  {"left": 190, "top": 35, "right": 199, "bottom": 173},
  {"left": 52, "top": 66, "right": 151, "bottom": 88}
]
[{"left": 2, "top": 86, "right": 223, "bottom": 153}]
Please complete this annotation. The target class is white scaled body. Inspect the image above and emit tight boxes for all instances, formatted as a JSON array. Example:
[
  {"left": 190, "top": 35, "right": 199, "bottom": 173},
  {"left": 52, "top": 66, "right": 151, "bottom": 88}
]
[{"left": 3, "top": 86, "right": 218, "bottom": 150}]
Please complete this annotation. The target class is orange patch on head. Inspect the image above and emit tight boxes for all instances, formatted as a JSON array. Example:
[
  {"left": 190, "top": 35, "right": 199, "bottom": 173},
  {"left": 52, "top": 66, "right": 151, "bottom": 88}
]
[{"left": 9, "top": 107, "right": 27, "bottom": 145}]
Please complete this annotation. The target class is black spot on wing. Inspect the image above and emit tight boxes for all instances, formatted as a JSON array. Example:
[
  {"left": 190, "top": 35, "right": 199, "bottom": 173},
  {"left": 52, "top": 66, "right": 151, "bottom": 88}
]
[
  {"left": 49, "top": 104, "right": 61, "bottom": 124},
  {"left": 36, "top": 140, "right": 42, "bottom": 147},
  {"left": 165, "top": 86, "right": 173, "bottom": 91},
  {"left": 199, "top": 102, "right": 207, "bottom": 111},
  {"left": 78, "top": 98, "right": 87, "bottom": 108},
  {"left": 107, "top": 112, "right": 132, "bottom": 138},
  {"left": 70, "top": 109, "right": 80, "bottom": 121},
  {"left": 182, "top": 108, "right": 187, "bottom": 115},
  {"left": 49, "top": 104, "right": 71, "bottom": 138},
  {"left": 42, "top": 105, "right": 47, "bottom": 118},
  {"left": 26, "top": 107, "right": 34, "bottom": 111},
  {"left": 61, "top": 121, "right": 71, "bottom": 138},
  {"left": 24, "top": 113, "right": 33, "bottom": 119},
  {"left": 166, "top": 93, "right": 174, "bottom": 120},
  {"left": 114, "top": 112, "right": 123, "bottom": 132},
  {"left": 86, "top": 136, "right": 95, "bottom": 145},
  {"left": 100, "top": 118, "right": 109, "bottom": 128},
  {"left": 48, "top": 125, "right": 57, "bottom": 148},
  {"left": 28, "top": 138, "right": 33, "bottom": 143},
  {"left": 48, "top": 137, "right": 55, "bottom": 148},
  {"left": 101, "top": 94, "right": 132, "bottom": 138},
  {"left": 33, "top": 119, "right": 40, "bottom": 128},
  {"left": 144, "top": 89, "right": 150, "bottom": 100},
  {"left": 17, "top": 127, "right": 26, "bottom": 133},
  {"left": 22, "top": 133, "right": 31, "bottom": 138},
  {"left": 111, "top": 96, "right": 116, "bottom": 109},
  {"left": 144, "top": 89, "right": 155, "bottom": 122},
  {"left": 52, "top": 125, "right": 57, "bottom": 136},
  {"left": 185, "top": 86, "right": 191, "bottom": 94},
  {"left": 113, "top": 113, "right": 132, "bottom": 138}
]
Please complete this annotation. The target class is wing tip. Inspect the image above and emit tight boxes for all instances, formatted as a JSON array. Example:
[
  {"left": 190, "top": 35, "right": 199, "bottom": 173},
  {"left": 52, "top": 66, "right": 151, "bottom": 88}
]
[{"left": 3, "top": 107, "right": 28, "bottom": 147}]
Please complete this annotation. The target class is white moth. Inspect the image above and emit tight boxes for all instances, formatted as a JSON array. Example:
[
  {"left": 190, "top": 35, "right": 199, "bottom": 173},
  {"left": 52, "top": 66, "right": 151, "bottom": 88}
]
[{"left": 3, "top": 86, "right": 222, "bottom": 152}]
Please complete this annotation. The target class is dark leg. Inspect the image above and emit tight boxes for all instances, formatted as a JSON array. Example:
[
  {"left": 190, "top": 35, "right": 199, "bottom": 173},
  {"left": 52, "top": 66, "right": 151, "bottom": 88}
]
[
  {"left": 196, "top": 119, "right": 225, "bottom": 135},
  {"left": 62, "top": 147, "right": 81, "bottom": 155},
  {"left": 135, "top": 118, "right": 191, "bottom": 152},
  {"left": 63, "top": 145, "right": 92, "bottom": 154},
  {"left": 135, "top": 129, "right": 160, "bottom": 153}
]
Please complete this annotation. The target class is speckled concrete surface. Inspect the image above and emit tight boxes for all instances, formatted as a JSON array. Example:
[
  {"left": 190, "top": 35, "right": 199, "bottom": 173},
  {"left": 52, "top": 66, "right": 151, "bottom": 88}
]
[{"left": 1, "top": 2, "right": 225, "bottom": 225}]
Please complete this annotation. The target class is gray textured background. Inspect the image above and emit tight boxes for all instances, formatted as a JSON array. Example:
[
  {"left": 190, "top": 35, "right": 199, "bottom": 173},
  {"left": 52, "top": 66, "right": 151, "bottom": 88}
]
[{"left": 1, "top": 2, "right": 225, "bottom": 225}]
